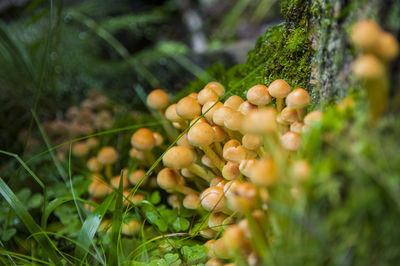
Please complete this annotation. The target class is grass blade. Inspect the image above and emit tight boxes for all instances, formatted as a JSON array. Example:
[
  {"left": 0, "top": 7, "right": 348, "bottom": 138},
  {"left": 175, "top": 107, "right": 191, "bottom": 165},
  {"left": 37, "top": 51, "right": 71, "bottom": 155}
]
[
  {"left": 0, "top": 150, "right": 45, "bottom": 188},
  {"left": 0, "top": 177, "right": 61, "bottom": 265},
  {"left": 42, "top": 196, "right": 93, "bottom": 228},
  {"left": 74, "top": 193, "right": 114, "bottom": 265},
  {"left": 107, "top": 172, "right": 124, "bottom": 265}
]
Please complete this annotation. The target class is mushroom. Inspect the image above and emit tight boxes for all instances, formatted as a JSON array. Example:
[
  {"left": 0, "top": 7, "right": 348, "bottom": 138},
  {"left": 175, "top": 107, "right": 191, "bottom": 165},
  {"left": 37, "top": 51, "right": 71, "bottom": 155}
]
[
  {"left": 212, "top": 125, "right": 227, "bottom": 156},
  {"left": 176, "top": 96, "right": 202, "bottom": 119},
  {"left": 146, "top": 89, "right": 169, "bottom": 110},
  {"left": 167, "top": 194, "right": 181, "bottom": 209},
  {"left": 224, "top": 110, "right": 244, "bottom": 132},
  {"left": 290, "top": 121, "right": 304, "bottom": 134},
  {"left": 204, "top": 240, "right": 216, "bottom": 258},
  {"left": 205, "top": 258, "right": 223, "bottom": 266},
  {"left": 202, "top": 101, "right": 224, "bottom": 123},
  {"left": 374, "top": 31, "right": 399, "bottom": 60},
  {"left": 242, "top": 133, "right": 262, "bottom": 151},
  {"left": 128, "top": 169, "right": 148, "bottom": 186},
  {"left": 198, "top": 87, "right": 219, "bottom": 105},
  {"left": 110, "top": 174, "right": 129, "bottom": 189},
  {"left": 238, "top": 100, "right": 257, "bottom": 115},
  {"left": 200, "top": 186, "right": 226, "bottom": 212},
  {"left": 162, "top": 146, "right": 214, "bottom": 181},
  {"left": 285, "top": 88, "right": 310, "bottom": 120},
  {"left": 246, "top": 84, "right": 271, "bottom": 106},
  {"left": 86, "top": 137, "right": 99, "bottom": 149},
  {"left": 304, "top": 110, "right": 323, "bottom": 127},
  {"left": 212, "top": 238, "right": 231, "bottom": 259},
  {"left": 131, "top": 128, "right": 155, "bottom": 151},
  {"left": 248, "top": 158, "right": 278, "bottom": 187},
  {"left": 351, "top": 54, "right": 385, "bottom": 80},
  {"left": 123, "top": 191, "right": 145, "bottom": 206},
  {"left": 87, "top": 157, "right": 103, "bottom": 173},
  {"left": 204, "top": 81, "right": 225, "bottom": 97},
  {"left": 350, "top": 19, "right": 382, "bottom": 51},
  {"left": 221, "top": 161, "right": 240, "bottom": 180},
  {"left": 226, "top": 182, "right": 257, "bottom": 212},
  {"left": 72, "top": 142, "right": 89, "bottom": 158},
  {"left": 121, "top": 220, "right": 140, "bottom": 236},
  {"left": 97, "top": 146, "right": 118, "bottom": 179},
  {"left": 152, "top": 132, "right": 164, "bottom": 146},
  {"left": 222, "top": 225, "right": 245, "bottom": 251},
  {"left": 183, "top": 194, "right": 201, "bottom": 209},
  {"left": 188, "top": 122, "right": 225, "bottom": 170},
  {"left": 157, "top": 168, "right": 197, "bottom": 195},
  {"left": 208, "top": 212, "right": 233, "bottom": 231},
  {"left": 241, "top": 107, "right": 277, "bottom": 135},
  {"left": 280, "top": 131, "right": 301, "bottom": 151},
  {"left": 268, "top": 79, "right": 291, "bottom": 112},
  {"left": 291, "top": 160, "right": 311, "bottom": 182},
  {"left": 131, "top": 128, "right": 158, "bottom": 168},
  {"left": 224, "top": 95, "right": 244, "bottom": 110},
  {"left": 165, "top": 103, "right": 187, "bottom": 129},
  {"left": 88, "top": 179, "right": 112, "bottom": 198}
]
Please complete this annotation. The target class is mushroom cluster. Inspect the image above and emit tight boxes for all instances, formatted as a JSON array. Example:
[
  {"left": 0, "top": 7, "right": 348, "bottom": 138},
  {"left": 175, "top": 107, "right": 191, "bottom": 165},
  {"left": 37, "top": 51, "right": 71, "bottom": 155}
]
[
  {"left": 74, "top": 80, "right": 326, "bottom": 265},
  {"left": 22, "top": 90, "right": 119, "bottom": 159},
  {"left": 350, "top": 19, "right": 399, "bottom": 121}
]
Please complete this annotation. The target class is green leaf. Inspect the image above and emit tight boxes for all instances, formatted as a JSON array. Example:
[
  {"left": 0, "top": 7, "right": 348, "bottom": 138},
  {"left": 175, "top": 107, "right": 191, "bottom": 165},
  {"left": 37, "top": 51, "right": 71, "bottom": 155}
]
[
  {"left": 150, "top": 191, "right": 161, "bottom": 205},
  {"left": 164, "top": 253, "right": 181, "bottom": 266},
  {"left": 75, "top": 194, "right": 114, "bottom": 264},
  {"left": 0, "top": 177, "right": 61, "bottom": 265},
  {"left": 172, "top": 217, "right": 190, "bottom": 232},
  {"left": 145, "top": 211, "right": 158, "bottom": 224},
  {"left": 42, "top": 196, "right": 92, "bottom": 228},
  {"left": 155, "top": 219, "right": 168, "bottom": 232},
  {"left": 1, "top": 228, "right": 16, "bottom": 241},
  {"left": 108, "top": 173, "right": 124, "bottom": 265},
  {"left": 27, "top": 193, "right": 43, "bottom": 209},
  {"left": 181, "top": 245, "right": 207, "bottom": 264}
]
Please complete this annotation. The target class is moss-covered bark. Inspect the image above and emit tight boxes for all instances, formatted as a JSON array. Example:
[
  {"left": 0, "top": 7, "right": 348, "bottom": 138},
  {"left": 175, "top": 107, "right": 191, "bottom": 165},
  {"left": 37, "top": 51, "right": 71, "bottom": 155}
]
[
  {"left": 225, "top": 0, "right": 400, "bottom": 106},
  {"left": 226, "top": 0, "right": 312, "bottom": 99}
]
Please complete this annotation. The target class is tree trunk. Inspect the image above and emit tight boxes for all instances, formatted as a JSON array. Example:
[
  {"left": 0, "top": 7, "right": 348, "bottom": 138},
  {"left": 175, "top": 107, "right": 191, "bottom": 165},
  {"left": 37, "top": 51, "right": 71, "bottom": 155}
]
[
  {"left": 308, "top": 0, "right": 400, "bottom": 104},
  {"left": 228, "top": 0, "right": 400, "bottom": 106}
]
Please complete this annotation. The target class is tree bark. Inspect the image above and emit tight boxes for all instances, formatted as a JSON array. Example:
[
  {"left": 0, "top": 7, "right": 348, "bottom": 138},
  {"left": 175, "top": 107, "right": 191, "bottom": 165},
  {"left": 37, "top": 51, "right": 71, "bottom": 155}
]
[
  {"left": 231, "top": 0, "right": 400, "bottom": 107},
  {"left": 308, "top": 0, "right": 400, "bottom": 104}
]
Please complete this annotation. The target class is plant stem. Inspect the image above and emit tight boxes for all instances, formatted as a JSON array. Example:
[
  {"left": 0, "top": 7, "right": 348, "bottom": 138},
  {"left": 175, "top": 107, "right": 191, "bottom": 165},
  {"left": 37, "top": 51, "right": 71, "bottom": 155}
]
[
  {"left": 105, "top": 164, "right": 112, "bottom": 179},
  {"left": 201, "top": 145, "right": 225, "bottom": 171},
  {"left": 188, "top": 163, "right": 215, "bottom": 182},
  {"left": 276, "top": 98, "right": 284, "bottom": 112}
]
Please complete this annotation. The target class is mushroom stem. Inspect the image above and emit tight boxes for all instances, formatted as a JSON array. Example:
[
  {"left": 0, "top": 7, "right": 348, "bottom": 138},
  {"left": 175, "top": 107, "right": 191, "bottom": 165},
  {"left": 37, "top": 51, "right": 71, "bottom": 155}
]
[
  {"left": 276, "top": 98, "right": 284, "bottom": 112},
  {"left": 296, "top": 108, "right": 305, "bottom": 121},
  {"left": 225, "top": 128, "right": 241, "bottom": 141},
  {"left": 175, "top": 185, "right": 199, "bottom": 195},
  {"left": 158, "top": 110, "right": 178, "bottom": 141},
  {"left": 201, "top": 146, "right": 225, "bottom": 171},
  {"left": 365, "top": 73, "right": 389, "bottom": 123},
  {"left": 105, "top": 164, "right": 112, "bottom": 179},
  {"left": 214, "top": 142, "right": 223, "bottom": 157},
  {"left": 144, "top": 150, "right": 161, "bottom": 172},
  {"left": 187, "top": 163, "right": 215, "bottom": 182},
  {"left": 255, "top": 148, "right": 264, "bottom": 158}
]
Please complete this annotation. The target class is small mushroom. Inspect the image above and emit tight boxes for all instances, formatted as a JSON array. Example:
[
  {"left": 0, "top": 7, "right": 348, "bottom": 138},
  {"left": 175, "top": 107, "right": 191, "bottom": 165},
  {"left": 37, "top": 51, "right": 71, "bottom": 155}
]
[
  {"left": 97, "top": 146, "right": 118, "bottom": 179},
  {"left": 246, "top": 84, "right": 271, "bottom": 106},
  {"left": 200, "top": 186, "right": 226, "bottom": 212},
  {"left": 146, "top": 89, "right": 169, "bottom": 110},
  {"left": 285, "top": 88, "right": 310, "bottom": 120},
  {"left": 268, "top": 79, "right": 291, "bottom": 112}
]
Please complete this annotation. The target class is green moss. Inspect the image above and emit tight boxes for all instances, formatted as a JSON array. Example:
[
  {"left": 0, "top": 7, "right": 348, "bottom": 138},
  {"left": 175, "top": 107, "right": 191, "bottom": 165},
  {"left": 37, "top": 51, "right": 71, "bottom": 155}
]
[
  {"left": 225, "top": 0, "right": 313, "bottom": 98},
  {"left": 225, "top": 24, "right": 312, "bottom": 98},
  {"left": 178, "top": 0, "right": 314, "bottom": 102}
]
